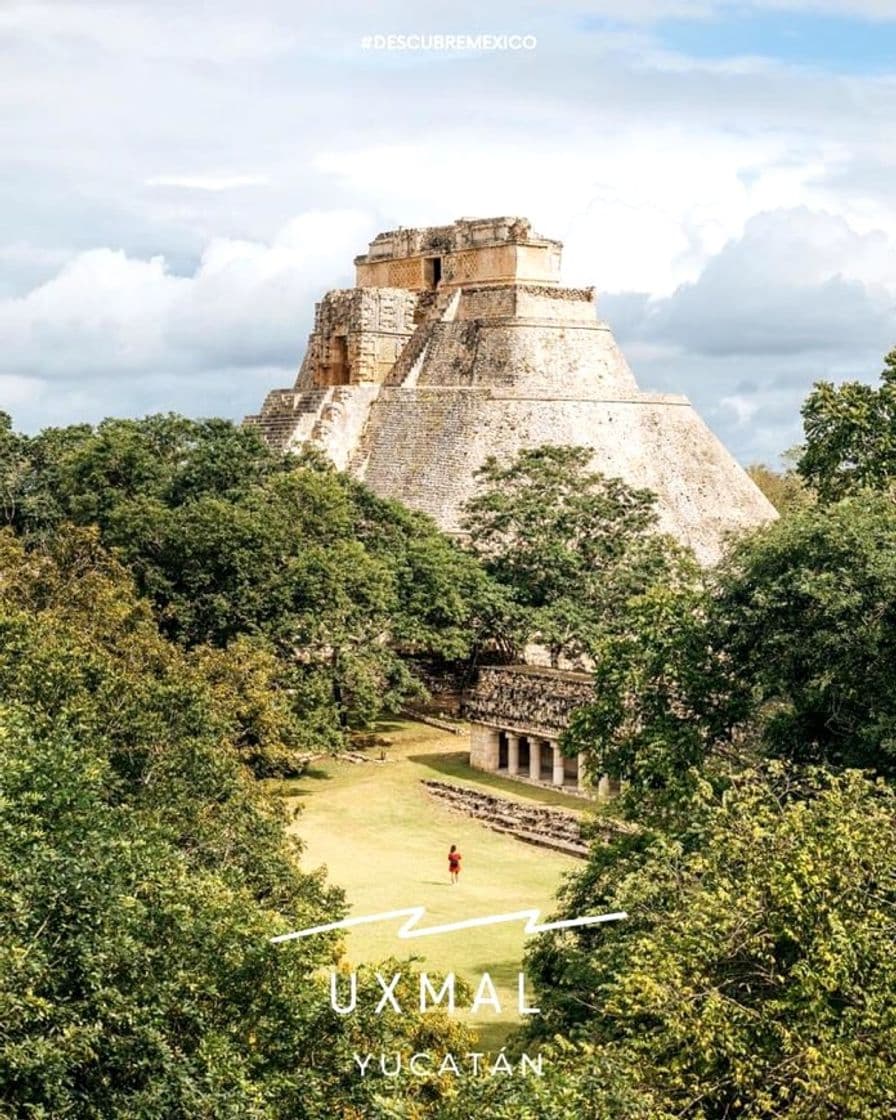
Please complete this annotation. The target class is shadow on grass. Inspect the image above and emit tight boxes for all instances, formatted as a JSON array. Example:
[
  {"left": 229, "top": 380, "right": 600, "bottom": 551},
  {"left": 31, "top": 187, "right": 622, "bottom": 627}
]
[
  {"left": 408, "top": 750, "right": 470, "bottom": 777},
  {"left": 269, "top": 765, "right": 336, "bottom": 799},
  {"left": 470, "top": 959, "right": 528, "bottom": 989},
  {"left": 469, "top": 1019, "right": 520, "bottom": 1055},
  {"left": 304, "top": 764, "right": 335, "bottom": 781}
]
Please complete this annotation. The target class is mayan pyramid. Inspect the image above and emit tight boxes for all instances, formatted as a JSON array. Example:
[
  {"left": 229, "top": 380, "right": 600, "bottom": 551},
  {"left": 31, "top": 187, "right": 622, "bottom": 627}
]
[{"left": 245, "top": 217, "right": 775, "bottom": 561}]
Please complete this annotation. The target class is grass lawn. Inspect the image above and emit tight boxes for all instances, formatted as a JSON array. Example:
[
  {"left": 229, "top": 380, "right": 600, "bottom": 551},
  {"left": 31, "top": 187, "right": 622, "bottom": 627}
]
[{"left": 275, "top": 720, "right": 592, "bottom": 1049}]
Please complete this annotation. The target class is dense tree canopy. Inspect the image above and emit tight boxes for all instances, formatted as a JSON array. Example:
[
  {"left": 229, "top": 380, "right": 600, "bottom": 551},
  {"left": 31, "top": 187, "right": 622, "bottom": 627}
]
[
  {"left": 5, "top": 397, "right": 896, "bottom": 1119},
  {"left": 523, "top": 767, "right": 896, "bottom": 1119},
  {"left": 566, "top": 492, "right": 896, "bottom": 822},
  {"left": 0, "top": 414, "right": 500, "bottom": 754},
  {"left": 0, "top": 529, "right": 470, "bottom": 1118},
  {"left": 798, "top": 346, "right": 896, "bottom": 501},
  {"left": 530, "top": 376, "right": 896, "bottom": 1117},
  {"left": 1, "top": 413, "right": 287, "bottom": 533},
  {"left": 462, "top": 445, "right": 693, "bottom": 665}
]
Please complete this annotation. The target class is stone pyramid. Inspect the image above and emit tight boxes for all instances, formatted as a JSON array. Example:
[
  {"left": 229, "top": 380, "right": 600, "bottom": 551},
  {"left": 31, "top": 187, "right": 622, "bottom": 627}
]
[{"left": 246, "top": 217, "right": 775, "bottom": 562}]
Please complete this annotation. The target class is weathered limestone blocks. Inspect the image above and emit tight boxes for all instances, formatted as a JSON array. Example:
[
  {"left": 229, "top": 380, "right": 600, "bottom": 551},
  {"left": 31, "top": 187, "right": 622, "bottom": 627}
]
[
  {"left": 421, "top": 779, "right": 591, "bottom": 857},
  {"left": 507, "top": 732, "right": 520, "bottom": 775},
  {"left": 356, "top": 387, "right": 772, "bottom": 564},
  {"left": 465, "top": 666, "right": 594, "bottom": 742},
  {"left": 469, "top": 723, "right": 501, "bottom": 771},
  {"left": 244, "top": 388, "right": 331, "bottom": 452},
  {"left": 296, "top": 287, "right": 419, "bottom": 389},
  {"left": 464, "top": 666, "right": 626, "bottom": 795},
  {"left": 354, "top": 217, "right": 562, "bottom": 290},
  {"left": 378, "top": 302, "right": 639, "bottom": 395}
]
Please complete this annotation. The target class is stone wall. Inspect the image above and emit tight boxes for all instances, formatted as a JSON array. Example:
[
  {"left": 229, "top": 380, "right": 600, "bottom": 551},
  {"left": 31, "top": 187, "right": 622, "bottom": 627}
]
[
  {"left": 355, "top": 243, "right": 563, "bottom": 291},
  {"left": 308, "top": 384, "right": 380, "bottom": 470},
  {"left": 464, "top": 665, "right": 594, "bottom": 740},
  {"left": 354, "top": 217, "right": 563, "bottom": 291},
  {"left": 355, "top": 216, "right": 560, "bottom": 262},
  {"left": 376, "top": 316, "right": 639, "bottom": 395},
  {"left": 354, "top": 385, "right": 772, "bottom": 562},
  {"left": 244, "top": 388, "right": 331, "bottom": 452},
  {"left": 470, "top": 721, "right": 501, "bottom": 770},
  {"left": 454, "top": 284, "right": 597, "bottom": 324},
  {"left": 295, "top": 288, "right": 419, "bottom": 389}
]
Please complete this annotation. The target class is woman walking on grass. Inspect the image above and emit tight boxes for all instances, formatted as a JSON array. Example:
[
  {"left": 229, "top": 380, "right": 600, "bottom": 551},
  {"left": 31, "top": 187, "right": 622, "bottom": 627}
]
[{"left": 448, "top": 844, "right": 462, "bottom": 884}]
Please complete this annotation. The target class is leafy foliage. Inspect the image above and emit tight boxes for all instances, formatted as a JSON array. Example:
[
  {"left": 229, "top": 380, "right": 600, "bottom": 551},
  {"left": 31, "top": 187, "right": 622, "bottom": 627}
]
[
  {"left": 798, "top": 346, "right": 896, "bottom": 501},
  {"left": 534, "top": 389, "right": 896, "bottom": 1117},
  {"left": 746, "top": 459, "right": 812, "bottom": 515},
  {"left": 0, "top": 528, "right": 467, "bottom": 1119},
  {"left": 6, "top": 391, "right": 896, "bottom": 1119},
  {"left": 462, "top": 446, "right": 693, "bottom": 665},
  {"left": 3, "top": 413, "right": 286, "bottom": 533},
  {"left": 433, "top": 1040, "right": 665, "bottom": 1120},
  {"left": 524, "top": 767, "right": 896, "bottom": 1118},
  {"left": 0, "top": 415, "right": 498, "bottom": 750},
  {"left": 568, "top": 493, "right": 896, "bottom": 820}
]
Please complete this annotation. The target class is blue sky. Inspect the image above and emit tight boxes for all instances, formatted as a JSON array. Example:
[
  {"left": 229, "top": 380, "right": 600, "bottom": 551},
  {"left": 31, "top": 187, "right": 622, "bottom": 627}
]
[
  {"left": 649, "top": 10, "right": 896, "bottom": 72},
  {"left": 1, "top": 0, "right": 895, "bottom": 466}
]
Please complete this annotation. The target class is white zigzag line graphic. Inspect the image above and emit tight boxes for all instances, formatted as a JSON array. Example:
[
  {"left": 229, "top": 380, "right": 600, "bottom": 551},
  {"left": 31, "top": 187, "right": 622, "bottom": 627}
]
[{"left": 270, "top": 906, "right": 627, "bottom": 944}]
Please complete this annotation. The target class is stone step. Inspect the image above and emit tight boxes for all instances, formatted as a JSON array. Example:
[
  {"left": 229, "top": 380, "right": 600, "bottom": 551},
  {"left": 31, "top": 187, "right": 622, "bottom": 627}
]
[
  {"left": 488, "top": 822, "right": 588, "bottom": 858},
  {"left": 421, "top": 778, "right": 593, "bottom": 859}
]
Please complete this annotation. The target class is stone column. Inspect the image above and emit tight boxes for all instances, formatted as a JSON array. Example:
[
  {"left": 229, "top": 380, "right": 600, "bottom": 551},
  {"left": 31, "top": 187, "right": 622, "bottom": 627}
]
[
  {"left": 577, "top": 752, "right": 587, "bottom": 791},
  {"left": 507, "top": 732, "right": 520, "bottom": 777},
  {"left": 529, "top": 738, "right": 541, "bottom": 781},
  {"left": 470, "top": 724, "right": 501, "bottom": 772},
  {"left": 552, "top": 741, "right": 565, "bottom": 787},
  {"left": 597, "top": 774, "right": 611, "bottom": 800}
]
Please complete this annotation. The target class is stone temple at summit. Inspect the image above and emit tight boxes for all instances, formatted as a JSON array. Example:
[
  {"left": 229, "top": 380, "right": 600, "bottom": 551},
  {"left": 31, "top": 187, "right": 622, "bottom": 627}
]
[{"left": 246, "top": 215, "right": 774, "bottom": 564}]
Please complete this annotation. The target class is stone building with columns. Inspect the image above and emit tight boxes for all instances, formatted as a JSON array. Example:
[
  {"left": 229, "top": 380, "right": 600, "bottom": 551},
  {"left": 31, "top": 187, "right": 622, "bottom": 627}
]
[{"left": 464, "top": 665, "right": 617, "bottom": 797}]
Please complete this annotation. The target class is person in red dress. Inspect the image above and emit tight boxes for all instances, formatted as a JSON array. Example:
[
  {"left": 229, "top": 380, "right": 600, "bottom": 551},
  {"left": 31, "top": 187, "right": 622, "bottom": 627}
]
[{"left": 448, "top": 844, "right": 462, "bottom": 884}]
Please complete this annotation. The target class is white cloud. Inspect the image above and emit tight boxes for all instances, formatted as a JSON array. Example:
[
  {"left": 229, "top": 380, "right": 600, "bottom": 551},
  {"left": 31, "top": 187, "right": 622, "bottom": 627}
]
[
  {"left": 311, "top": 132, "right": 866, "bottom": 297},
  {"left": 719, "top": 394, "right": 761, "bottom": 426},
  {"left": 0, "top": 1, "right": 299, "bottom": 62},
  {"left": 575, "top": 0, "right": 896, "bottom": 18},
  {"left": 634, "top": 208, "right": 896, "bottom": 355},
  {"left": 602, "top": 208, "right": 896, "bottom": 464},
  {"left": 753, "top": 0, "right": 896, "bottom": 17},
  {"left": 145, "top": 175, "right": 271, "bottom": 191},
  {"left": 0, "top": 210, "right": 372, "bottom": 392}
]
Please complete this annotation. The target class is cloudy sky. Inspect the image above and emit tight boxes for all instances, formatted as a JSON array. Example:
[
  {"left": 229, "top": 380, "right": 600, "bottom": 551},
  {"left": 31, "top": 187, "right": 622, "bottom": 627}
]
[{"left": 2, "top": 0, "right": 896, "bottom": 464}]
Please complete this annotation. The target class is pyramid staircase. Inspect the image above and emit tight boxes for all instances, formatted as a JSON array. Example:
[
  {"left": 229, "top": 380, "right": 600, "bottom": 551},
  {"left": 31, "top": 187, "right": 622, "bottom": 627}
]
[{"left": 244, "top": 387, "right": 332, "bottom": 452}]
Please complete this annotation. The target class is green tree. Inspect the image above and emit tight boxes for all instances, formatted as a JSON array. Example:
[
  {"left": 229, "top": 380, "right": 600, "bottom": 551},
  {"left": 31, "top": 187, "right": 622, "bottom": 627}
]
[
  {"left": 0, "top": 528, "right": 467, "bottom": 1119},
  {"left": 434, "top": 1040, "right": 665, "bottom": 1120},
  {"left": 0, "top": 412, "right": 28, "bottom": 526},
  {"left": 462, "top": 446, "right": 692, "bottom": 666},
  {"left": 524, "top": 766, "right": 896, "bottom": 1119},
  {"left": 1, "top": 415, "right": 500, "bottom": 742},
  {"left": 798, "top": 346, "right": 896, "bottom": 501},
  {"left": 7, "top": 413, "right": 285, "bottom": 534},
  {"left": 568, "top": 493, "right": 896, "bottom": 815},
  {"left": 746, "top": 457, "right": 811, "bottom": 515},
  {"left": 115, "top": 465, "right": 493, "bottom": 733}
]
